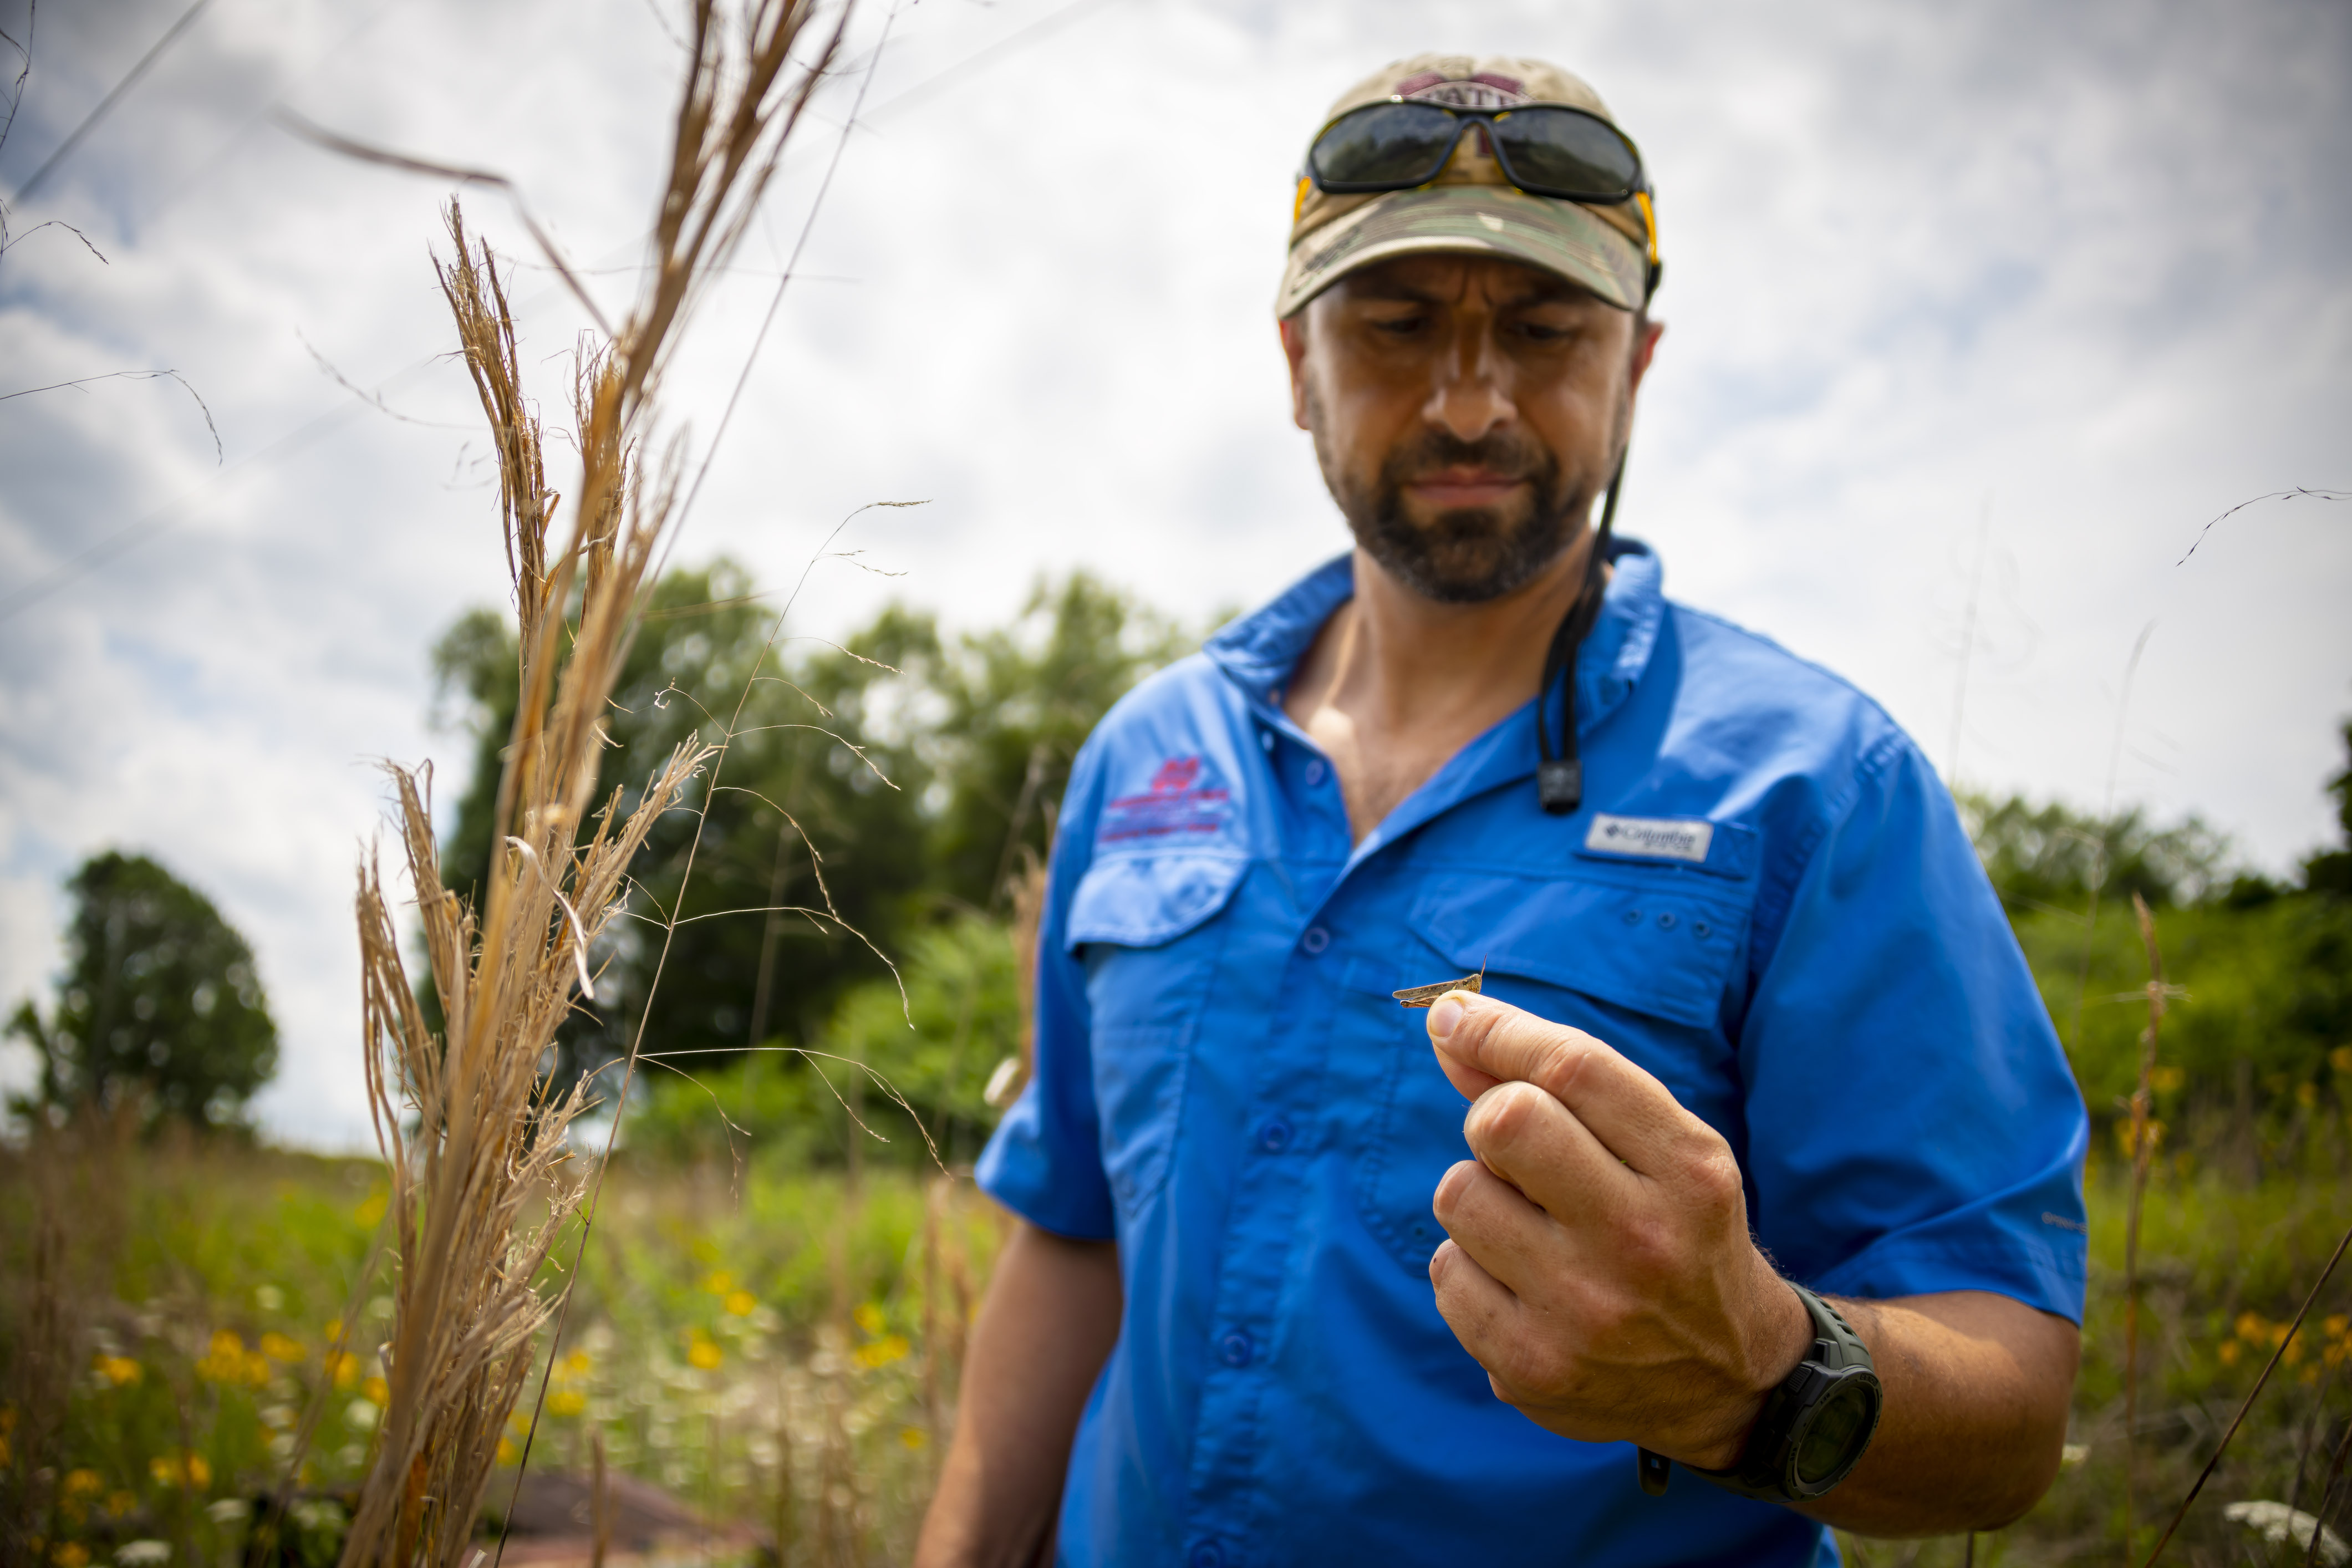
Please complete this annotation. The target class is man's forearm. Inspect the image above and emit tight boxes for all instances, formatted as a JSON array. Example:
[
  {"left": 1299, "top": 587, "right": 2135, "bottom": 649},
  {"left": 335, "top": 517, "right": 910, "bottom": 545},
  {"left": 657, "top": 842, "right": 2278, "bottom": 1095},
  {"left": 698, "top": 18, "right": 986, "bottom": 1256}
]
[
  {"left": 915, "top": 1220, "right": 1122, "bottom": 1568},
  {"left": 1795, "top": 1290, "right": 2079, "bottom": 1536}
]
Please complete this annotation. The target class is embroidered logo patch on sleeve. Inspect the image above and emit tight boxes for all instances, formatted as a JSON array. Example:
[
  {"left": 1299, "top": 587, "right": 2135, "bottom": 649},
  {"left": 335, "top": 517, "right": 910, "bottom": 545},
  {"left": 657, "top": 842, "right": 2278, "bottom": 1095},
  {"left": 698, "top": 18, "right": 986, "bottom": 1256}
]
[
  {"left": 1583, "top": 813, "right": 1714, "bottom": 864},
  {"left": 1101, "top": 755, "right": 1234, "bottom": 844}
]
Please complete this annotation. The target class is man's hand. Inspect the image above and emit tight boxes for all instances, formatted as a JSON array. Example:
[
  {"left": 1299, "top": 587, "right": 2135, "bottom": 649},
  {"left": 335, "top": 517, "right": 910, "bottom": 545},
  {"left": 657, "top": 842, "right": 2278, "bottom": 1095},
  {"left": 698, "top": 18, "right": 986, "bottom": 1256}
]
[{"left": 1423, "top": 989, "right": 1810, "bottom": 1468}]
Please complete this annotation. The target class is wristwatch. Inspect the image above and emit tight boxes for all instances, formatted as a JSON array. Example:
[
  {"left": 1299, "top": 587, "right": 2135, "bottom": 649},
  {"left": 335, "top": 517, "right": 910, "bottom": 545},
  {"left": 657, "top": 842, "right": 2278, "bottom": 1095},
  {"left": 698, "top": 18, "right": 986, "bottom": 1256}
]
[{"left": 1637, "top": 1283, "right": 1883, "bottom": 1503}]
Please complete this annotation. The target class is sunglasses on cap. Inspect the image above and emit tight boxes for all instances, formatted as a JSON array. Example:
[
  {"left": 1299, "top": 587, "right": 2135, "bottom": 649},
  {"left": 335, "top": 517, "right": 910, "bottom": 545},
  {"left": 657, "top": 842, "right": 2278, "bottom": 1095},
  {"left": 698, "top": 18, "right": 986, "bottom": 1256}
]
[{"left": 1306, "top": 99, "right": 1648, "bottom": 206}]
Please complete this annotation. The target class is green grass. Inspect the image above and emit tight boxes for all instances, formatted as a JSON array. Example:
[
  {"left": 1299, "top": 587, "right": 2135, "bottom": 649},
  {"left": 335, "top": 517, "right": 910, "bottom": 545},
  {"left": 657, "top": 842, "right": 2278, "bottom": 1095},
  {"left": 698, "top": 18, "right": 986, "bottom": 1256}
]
[
  {"left": 4, "top": 1115, "right": 2345, "bottom": 1566},
  {"left": 1, "top": 1126, "right": 1000, "bottom": 1565}
]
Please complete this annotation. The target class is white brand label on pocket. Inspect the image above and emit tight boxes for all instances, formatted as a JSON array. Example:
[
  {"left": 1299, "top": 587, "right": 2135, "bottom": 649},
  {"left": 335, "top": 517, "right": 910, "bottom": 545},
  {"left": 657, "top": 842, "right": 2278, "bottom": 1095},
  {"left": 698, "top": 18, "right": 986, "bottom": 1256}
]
[{"left": 1585, "top": 814, "right": 1713, "bottom": 864}]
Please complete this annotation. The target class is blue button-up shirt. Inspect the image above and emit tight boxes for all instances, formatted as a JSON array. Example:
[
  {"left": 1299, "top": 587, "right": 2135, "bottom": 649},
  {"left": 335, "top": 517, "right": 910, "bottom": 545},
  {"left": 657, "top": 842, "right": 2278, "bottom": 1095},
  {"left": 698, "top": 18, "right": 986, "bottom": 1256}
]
[{"left": 978, "top": 543, "right": 2089, "bottom": 1568}]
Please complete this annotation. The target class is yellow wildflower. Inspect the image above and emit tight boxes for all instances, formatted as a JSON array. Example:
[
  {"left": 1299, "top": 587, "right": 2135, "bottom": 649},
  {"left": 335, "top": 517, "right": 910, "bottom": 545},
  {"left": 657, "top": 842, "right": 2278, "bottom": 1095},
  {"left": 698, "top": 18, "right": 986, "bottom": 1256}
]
[
  {"left": 354, "top": 1190, "right": 389, "bottom": 1226},
  {"left": 2324, "top": 1314, "right": 2349, "bottom": 1339},
  {"left": 361, "top": 1376, "right": 389, "bottom": 1407},
  {"left": 547, "top": 1389, "right": 587, "bottom": 1418},
  {"left": 149, "top": 1450, "right": 212, "bottom": 1489},
  {"left": 60, "top": 1467, "right": 104, "bottom": 1524},
  {"left": 686, "top": 1332, "right": 724, "bottom": 1371},
  {"left": 2148, "top": 1065, "right": 2184, "bottom": 1094},
  {"left": 325, "top": 1352, "right": 361, "bottom": 1388},
  {"left": 50, "top": 1544, "right": 89, "bottom": 1568},
  {"left": 900, "top": 1426, "right": 928, "bottom": 1449},
  {"left": 261, "top": 1332, "right": 306, "bottom": 1363},
  {"left": 95, "top": 1355, "right": 141, "bottom": 1387},
  {"left": 2236, "top": 1312, "right": 2270, "bottom": 1343},
  {"left": 853, "top": 1334, "right": 910, "bottom": 1371},
  {"left": 2219, "top": 1340, "right": 2243, "bottom": 1366},
  {"left": 853, "top": 1302, "right": 885, "bottom": 1336},
  {"left": 725, "top": 1290, "right": 757, "bottom": 1317},
  {"left": 196, "top": 1330, "right": 246, "bottom": 1381},
  {"left": 2330, "top": 1044, "right": 2352, "bottom": 1075},
  {"left": 563, "top": 1349, "right": 592, "bottom": 1376},
  {"left": 105, "top": 1491, "right": 135, "bottom": 1519},
  {"left": 496, "top": 1437, "right": 518, "bottom": 1465},
  {"left": 704, "top": 1270, "right": 734, "bottom": 1295}
]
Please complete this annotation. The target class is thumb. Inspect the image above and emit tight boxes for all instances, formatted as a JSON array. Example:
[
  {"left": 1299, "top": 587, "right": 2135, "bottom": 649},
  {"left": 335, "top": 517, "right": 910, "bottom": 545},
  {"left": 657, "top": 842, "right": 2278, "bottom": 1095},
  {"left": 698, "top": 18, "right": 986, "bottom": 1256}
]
[{"left": 1428, "top": 990, "right": 1505, "bottom": 1102}]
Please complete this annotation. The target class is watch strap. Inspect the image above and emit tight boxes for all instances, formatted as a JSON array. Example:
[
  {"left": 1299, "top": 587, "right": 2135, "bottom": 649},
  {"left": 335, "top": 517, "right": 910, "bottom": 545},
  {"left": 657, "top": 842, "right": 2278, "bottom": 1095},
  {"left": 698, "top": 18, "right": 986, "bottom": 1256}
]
[{"left": 1637, "top": 1282, "right": 1880, "bottom": 1503}]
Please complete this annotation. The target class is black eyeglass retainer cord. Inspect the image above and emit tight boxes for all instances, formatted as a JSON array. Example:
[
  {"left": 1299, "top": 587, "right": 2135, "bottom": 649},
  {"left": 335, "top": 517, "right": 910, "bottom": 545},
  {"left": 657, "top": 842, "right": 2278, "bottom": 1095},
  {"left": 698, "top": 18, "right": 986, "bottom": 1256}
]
[{"left": 1535, "top": 450, "right": 1626, "bottom": 816}]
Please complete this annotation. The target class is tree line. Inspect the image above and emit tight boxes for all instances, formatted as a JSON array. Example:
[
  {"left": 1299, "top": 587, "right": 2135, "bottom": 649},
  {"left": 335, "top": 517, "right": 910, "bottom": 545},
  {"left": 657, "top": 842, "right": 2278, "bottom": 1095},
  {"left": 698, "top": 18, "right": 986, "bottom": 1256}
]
[{"left": 9, "top": 567, "right": 2348, "bottom": 1162}]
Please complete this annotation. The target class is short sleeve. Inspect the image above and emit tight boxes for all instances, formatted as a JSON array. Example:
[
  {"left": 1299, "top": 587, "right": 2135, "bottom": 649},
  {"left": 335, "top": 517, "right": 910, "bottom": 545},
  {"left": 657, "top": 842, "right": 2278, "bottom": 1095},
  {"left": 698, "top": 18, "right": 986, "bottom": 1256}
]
[
  {"left": 1740, "top": 736, "right": 2090, "bottom": 1322},
  {"left": 975, "top": 741, "right": 1118, "bottom": 1242}
]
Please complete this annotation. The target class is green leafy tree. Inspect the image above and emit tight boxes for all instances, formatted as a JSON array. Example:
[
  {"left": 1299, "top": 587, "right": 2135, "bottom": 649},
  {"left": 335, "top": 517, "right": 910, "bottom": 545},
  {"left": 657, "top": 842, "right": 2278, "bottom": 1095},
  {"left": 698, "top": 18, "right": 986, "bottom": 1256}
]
[
  {"left": 924, "top": 573, "right": 1195, "bottom": 910},
  {"left": 1960, "top": 792, "right": 2234, "bottom": 913},
  {"left": 425, "top": 562, "right": 1194, "bottom": 1157},
  {"left": 2300, "top": 718, "right": 2352, "bottom": 896},
  {"left": 6, "top": 851, "right": 278, "bottom": 1129},
  {"left": 427, "top": 561, "right": 942, "bottom": 1090}
]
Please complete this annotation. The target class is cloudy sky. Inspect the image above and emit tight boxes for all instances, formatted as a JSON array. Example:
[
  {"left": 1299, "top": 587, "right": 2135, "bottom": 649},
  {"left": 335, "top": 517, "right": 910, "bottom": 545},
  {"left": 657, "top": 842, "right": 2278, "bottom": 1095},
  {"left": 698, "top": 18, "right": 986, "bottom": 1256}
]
[{"left": 2, "top": 0, "right": 2346, "bottom": 1148}]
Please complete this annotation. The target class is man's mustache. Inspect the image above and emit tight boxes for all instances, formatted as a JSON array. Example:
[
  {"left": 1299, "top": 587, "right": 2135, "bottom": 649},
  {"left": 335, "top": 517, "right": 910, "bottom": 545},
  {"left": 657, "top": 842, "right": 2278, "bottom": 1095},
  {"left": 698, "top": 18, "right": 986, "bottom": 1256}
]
[{"left": 1381, "top": 430, "right": 1551, "bottom": 488}]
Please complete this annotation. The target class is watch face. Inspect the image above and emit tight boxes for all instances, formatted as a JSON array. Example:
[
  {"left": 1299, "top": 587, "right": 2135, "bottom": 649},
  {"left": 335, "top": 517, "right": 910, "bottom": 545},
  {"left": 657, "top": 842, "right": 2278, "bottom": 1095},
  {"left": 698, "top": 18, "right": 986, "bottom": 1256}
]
[{"left": 1793, "top": 1374, "right": 1881, "bottom": 1491}]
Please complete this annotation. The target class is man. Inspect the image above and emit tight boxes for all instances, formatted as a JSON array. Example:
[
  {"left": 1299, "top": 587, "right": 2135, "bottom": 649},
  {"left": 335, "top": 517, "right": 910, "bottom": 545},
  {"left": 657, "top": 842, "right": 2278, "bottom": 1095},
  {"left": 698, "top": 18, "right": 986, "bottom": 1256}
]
[{"left": 918, "top": 53, "right": 2086, "bottom": 1567}]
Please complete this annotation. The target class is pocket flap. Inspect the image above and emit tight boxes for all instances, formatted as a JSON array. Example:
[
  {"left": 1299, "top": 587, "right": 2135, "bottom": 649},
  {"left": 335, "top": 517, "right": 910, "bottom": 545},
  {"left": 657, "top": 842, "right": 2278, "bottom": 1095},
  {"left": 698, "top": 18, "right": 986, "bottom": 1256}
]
[
  {"left": 1411, "top": 873, "right": 1747, "bottom": 1029},
  {"left": 1066, "top": 852, "right": 1250, "bottom": 951}
]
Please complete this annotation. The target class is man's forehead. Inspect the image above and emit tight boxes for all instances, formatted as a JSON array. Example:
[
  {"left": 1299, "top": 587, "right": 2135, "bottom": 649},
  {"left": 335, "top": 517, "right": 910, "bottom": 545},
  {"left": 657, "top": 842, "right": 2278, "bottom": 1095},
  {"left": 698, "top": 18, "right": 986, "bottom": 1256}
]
[{"left": 1327, "top": 253, "right": 1600, "bottom": 307}]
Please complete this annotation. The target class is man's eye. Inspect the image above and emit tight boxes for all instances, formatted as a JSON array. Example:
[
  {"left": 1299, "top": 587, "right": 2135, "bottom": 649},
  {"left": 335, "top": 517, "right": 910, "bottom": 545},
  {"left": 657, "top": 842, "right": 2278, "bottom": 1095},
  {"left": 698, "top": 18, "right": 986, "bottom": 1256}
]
[
  {"left": 1516, "top": 320, "right": 1574, "bottom": 343},
  {"left": 1370, "top": 314, "right": 1427, "bottom": 337}
]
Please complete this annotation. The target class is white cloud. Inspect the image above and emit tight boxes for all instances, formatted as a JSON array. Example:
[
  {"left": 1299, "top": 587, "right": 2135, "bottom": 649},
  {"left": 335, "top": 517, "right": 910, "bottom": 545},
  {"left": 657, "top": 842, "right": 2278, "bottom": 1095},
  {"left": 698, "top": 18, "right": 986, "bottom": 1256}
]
[{"left": 1, "top": 0, "right": 2345, "bottom": 1146}]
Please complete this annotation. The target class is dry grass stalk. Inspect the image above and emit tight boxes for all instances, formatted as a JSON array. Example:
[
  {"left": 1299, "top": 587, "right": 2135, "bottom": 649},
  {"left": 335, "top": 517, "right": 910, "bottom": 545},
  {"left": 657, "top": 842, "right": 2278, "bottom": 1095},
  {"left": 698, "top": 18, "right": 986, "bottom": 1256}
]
[
  {"left": 339, "top": 4, "right": 846, "bottom": 1560},
  {"left": 2121, "top": 890, "right": 2170, "bottom": 1559},
  {"left": 2141, "top": 1219, "right": 2352, "bottom": 1565}
]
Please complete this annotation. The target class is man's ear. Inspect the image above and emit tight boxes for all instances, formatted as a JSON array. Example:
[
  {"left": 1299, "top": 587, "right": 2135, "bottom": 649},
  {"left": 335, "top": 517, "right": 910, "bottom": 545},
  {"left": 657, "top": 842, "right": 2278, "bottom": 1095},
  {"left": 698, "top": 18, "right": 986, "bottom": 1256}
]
[
  {"left": 1628, "top": 316, "right": 1665, "bottom": 399},
  {"left": 1278, "top": 313, "right": 1312, "bottom": 432}
]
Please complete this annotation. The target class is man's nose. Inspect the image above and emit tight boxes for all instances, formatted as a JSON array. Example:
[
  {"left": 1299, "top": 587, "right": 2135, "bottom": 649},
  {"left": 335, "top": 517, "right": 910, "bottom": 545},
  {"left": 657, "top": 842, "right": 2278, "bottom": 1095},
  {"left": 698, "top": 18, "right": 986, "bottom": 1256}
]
[{"left": 1422, "top": 325, "right": 1514, "bottom": 444}]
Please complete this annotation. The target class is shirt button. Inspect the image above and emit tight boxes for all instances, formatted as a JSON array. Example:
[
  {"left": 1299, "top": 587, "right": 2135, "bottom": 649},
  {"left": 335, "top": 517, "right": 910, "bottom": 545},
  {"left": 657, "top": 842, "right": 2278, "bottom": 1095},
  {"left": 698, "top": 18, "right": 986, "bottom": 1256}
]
[
  {"left": 1218, "top": 1331, "right": 1254, "bottom": 1367},
  {"left": 1304, "top": 758, "right": 1327, "bottom": 786},
  {"left": 1256, "top": 1118, "right": 1292, "bottom": 1153},
  {"left": 1301, "top": 925, "right": 1330, "bottom": 954},
  {"left": 1189, "top": 1543, "right": 1226, "bottom": 1568},
  {"left": 1656, "top": 911, "right": 1678, "bottom": 930},
  {"left": 1622, "top": 909, "right": 1642, "bottom": 926}
]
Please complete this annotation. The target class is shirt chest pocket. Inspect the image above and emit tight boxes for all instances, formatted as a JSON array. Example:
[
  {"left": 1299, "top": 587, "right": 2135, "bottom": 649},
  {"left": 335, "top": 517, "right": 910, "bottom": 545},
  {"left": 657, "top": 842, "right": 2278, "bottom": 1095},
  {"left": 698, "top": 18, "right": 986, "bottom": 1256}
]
[
  {"left": 1348, "top": 870, "right": 1752, "bottom": 1274},
  {"left": 1067, "top": 851, "right": 1250, "bottom": 1223}
]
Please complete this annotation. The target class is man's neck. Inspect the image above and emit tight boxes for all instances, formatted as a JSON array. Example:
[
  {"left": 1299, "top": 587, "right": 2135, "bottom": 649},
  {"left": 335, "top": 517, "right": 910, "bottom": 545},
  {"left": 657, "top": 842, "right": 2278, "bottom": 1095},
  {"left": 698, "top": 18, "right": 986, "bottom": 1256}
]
[{"left": 1282, "top": 532, "right": 1600, "bottom": 844}]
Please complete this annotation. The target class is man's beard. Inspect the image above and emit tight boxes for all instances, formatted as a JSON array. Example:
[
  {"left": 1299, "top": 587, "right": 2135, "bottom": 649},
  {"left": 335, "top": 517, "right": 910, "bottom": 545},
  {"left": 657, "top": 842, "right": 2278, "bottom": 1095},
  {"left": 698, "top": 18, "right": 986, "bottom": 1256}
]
[{"left": 1337, "top": 425, "right": 1592, "bottom": 605}]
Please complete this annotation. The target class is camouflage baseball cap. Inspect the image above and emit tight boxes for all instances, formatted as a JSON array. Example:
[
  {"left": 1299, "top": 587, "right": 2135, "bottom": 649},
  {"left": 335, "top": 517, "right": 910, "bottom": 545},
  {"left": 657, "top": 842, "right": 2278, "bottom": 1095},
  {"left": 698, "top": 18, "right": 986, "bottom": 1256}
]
[{"left": 1276, "top": 53, "right": 1659, "bottom": 319}]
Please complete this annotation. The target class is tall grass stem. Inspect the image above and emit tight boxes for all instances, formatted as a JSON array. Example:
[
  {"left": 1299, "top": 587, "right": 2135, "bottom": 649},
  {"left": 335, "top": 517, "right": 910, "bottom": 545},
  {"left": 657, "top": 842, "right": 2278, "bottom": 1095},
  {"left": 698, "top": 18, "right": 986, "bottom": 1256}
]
[{"left": 2141, "top": 1218, "right": 2352, "bottom": 1565}]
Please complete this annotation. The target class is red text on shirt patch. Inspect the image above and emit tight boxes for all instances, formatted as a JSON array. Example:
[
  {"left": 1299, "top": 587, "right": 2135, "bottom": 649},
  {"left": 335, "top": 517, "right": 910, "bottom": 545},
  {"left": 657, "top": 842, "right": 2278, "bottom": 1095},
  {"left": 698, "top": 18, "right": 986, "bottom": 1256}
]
[{"left": 1101, "top": 755, "right": 1232, "bottom": 842}]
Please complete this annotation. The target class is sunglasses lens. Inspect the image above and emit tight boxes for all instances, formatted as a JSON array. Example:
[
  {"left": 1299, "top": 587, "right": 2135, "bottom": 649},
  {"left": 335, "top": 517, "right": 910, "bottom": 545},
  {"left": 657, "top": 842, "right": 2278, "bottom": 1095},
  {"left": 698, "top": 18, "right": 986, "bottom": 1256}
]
[
  {"left": 1311, "top": 103, "right": 1458, "bottom": 188},
  {"left": 1492, "top": 109, "right": 1640, "bottom": 197}
]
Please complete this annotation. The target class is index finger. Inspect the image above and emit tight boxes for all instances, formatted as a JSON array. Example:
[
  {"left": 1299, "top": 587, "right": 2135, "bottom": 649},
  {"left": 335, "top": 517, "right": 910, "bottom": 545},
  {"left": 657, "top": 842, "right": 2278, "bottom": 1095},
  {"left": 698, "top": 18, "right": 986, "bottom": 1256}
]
[{"left": 1427, "top": 991, "right": 1699, "bottom": 1177}]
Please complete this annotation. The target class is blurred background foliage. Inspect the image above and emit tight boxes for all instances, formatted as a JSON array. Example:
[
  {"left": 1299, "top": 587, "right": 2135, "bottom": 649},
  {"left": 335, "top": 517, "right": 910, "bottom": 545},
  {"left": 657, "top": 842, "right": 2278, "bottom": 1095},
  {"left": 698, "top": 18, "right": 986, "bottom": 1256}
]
[
  {"left": 424, "top": 561, "right": 1194, "bottom": 1169},
  {"left": 7, "top": 556, "right": 2352, "bottom": 1562},
  {"left": 11, "top": 557, "right": 2350, "bottom": 1169},
  {"left": 5, "top": 852, "right": 278, "bottom": 1136}
]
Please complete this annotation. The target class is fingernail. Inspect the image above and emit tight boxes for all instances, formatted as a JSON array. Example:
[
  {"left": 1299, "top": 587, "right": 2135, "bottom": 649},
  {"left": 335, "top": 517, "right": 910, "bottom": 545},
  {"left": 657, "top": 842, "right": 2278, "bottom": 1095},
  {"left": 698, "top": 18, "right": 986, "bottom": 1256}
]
[{"left": 1429, "top": 995, "right": 1465, "bottom": 1040}]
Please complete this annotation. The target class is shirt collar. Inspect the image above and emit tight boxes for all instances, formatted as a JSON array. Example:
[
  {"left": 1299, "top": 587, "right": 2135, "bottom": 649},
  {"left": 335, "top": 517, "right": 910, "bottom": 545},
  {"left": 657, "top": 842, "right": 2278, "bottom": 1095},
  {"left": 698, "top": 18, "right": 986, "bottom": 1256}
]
[{"left": 1203, "top": 537, "right": 1667, "bottom": 721}]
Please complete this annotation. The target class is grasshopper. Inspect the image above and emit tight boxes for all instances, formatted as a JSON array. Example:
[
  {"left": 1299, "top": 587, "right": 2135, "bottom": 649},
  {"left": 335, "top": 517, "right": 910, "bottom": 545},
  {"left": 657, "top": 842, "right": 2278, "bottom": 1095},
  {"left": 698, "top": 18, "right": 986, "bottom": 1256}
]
[{"left": 1391, "top": 963, "right": 1486, "bottom": 1009}]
